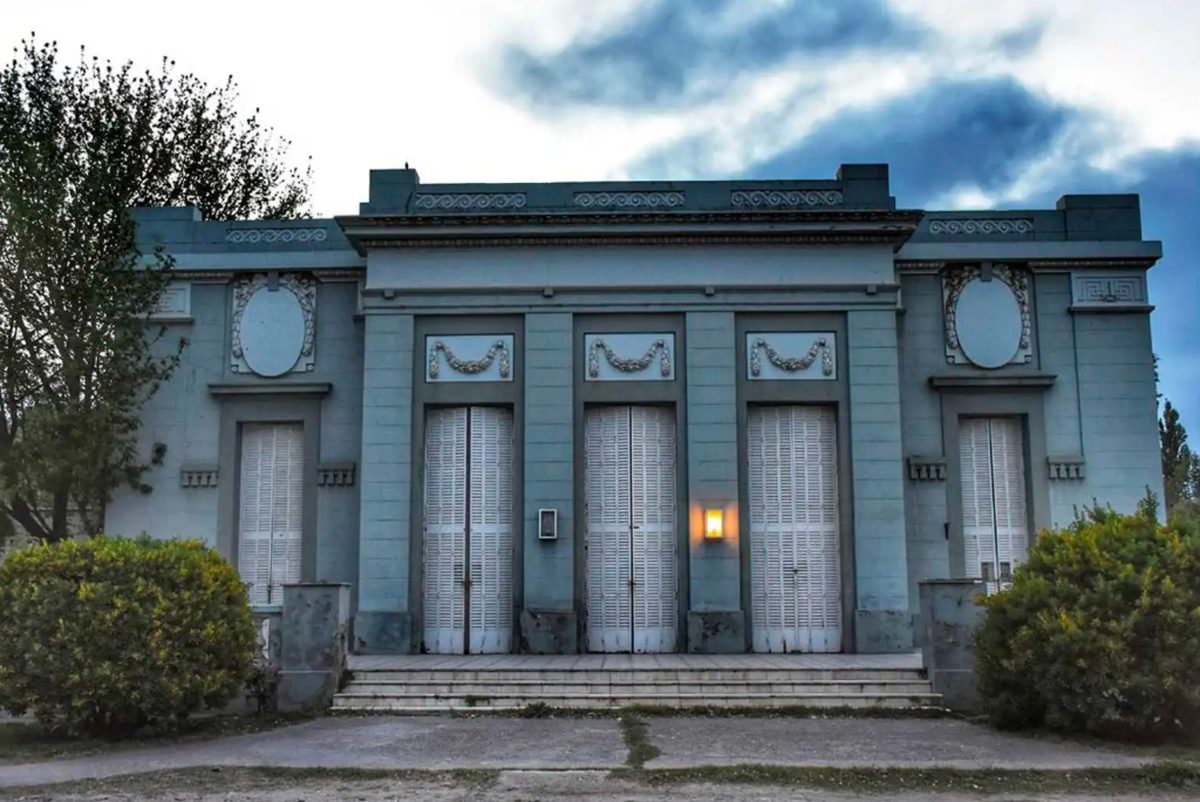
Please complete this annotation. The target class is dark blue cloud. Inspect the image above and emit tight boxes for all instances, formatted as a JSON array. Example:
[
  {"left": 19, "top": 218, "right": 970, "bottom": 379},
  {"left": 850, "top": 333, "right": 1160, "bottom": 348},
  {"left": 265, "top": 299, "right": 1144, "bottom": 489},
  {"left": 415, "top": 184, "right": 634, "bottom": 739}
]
[{"left": 496, "top": 0, "right": 925, "bottom": 108}]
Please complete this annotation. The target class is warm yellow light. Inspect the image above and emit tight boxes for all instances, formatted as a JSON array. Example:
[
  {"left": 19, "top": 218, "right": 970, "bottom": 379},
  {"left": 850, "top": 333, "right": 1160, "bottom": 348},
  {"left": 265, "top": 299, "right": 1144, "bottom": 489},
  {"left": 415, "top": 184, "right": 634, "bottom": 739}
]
[{"left": 705, "top": 508, "right": 724, "bottom": 540}]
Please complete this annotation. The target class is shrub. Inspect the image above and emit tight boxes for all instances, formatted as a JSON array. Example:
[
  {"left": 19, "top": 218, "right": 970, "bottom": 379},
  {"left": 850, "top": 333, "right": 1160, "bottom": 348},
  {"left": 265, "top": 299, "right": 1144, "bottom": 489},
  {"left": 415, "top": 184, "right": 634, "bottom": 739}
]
[
  {"left": 975, "top": 501, "right": 1200, "bottom": 740},
  {"left": 0, "top": 535, "right": 256, "bottom": 736}
]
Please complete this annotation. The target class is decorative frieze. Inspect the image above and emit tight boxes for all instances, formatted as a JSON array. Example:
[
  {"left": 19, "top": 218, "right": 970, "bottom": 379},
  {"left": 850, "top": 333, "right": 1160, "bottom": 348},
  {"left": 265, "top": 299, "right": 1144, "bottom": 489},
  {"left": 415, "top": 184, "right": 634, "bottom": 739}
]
[
  {"left": 425, "top": 335, "right": 513, "bottom": 382},
  {"left": 731, "top": 189, "right": 843, "bottom": 208},
  {"left": 149, "top": 282, "right": 192, "bottom": 320},
  {"left": 180, "top": 465, "right": 218, "bottom": 488},
  {"left": 1071, "top": 274, "right": 1146, "bottom": 306},
  {"left": 584, "top": 333, "right": 675, "bottom": 381},
  {"left": 928, "top": 218, "right": 1033, "bottom": 236},
  {"left": 745, "top": 332, "right": 836, "bottom": 381},
  {"left": 573, "top": 191, "right": 684, "bottom": 209},
  {"left": 231, "top": 274, "right": 317, "bottom": 376},
  {"left": 943, "top": 265, "right": 1032, "bottom": 368},
  {"left": 226, "top": 227, "right": 329, "bottom": 244},
  {"left": 1047, "top": 456, "right": 1085, "bottom": 480},
  {"left": 317, "top": 462, "right": 356, "bottom": 487},
  {"left": 412, "top": 193, "right": 526, "bottom": 211},
  {"left": 907, "top": 457, "right": 946, "bottom": 481}
]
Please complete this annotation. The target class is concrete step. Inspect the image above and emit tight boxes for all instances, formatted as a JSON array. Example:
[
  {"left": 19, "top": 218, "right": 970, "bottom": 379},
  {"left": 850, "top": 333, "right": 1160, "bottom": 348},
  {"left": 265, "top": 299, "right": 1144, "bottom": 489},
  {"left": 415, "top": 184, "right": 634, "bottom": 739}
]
[
  {"left": 342, "top": 680, "right": 935, "bottom": 696},
  {"left": 346, "top": 668, "right": 927, "bottom": 683},
  {"left": 331, "top": 692, "right": 943, "bottom": 712}
]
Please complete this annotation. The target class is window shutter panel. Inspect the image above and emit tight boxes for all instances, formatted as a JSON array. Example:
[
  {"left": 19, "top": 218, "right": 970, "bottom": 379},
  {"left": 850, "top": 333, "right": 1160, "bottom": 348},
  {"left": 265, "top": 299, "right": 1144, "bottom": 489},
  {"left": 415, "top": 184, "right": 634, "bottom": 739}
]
[
  {"left": 631, "top": 405, "right": 677, "bottom": 654},
  {"left": 990, "top": 418, "right": 1029, "bottom": 578},
  {"left": 468, "top": 406, "right": 514, "bottom": 654},
  {"left": 423, "top": 407, "right": 468, "bottom": 654},
  {"left": 959, "top": 418, "right": 996, "bottom": 580},
  {"left": 585, "top": 406, "right": 633, "bottom": 652},
  {"left": 239, "top": 423, "right": 303, "bottom": 607}
]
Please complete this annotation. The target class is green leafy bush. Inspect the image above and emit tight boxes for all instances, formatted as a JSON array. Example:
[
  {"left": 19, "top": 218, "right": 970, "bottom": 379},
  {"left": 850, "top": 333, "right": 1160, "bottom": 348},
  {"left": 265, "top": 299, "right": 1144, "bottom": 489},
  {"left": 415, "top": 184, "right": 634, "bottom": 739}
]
[
  {"left": 0, "top": 536, "right": 256, "bottom": 736},
  {"left": 976, "top": 501, "right": 1200, "bottom": 740}
]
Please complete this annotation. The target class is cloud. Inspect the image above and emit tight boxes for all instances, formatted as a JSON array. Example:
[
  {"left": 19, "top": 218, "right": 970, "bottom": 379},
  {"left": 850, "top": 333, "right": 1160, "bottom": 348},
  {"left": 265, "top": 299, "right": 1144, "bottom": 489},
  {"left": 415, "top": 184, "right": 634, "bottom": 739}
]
[
  {"left": 630, "top": 77, "right": 1081, "bottom": 204},
  {"left": 494, "top": 0, "right": 925, "bottom": 109}
]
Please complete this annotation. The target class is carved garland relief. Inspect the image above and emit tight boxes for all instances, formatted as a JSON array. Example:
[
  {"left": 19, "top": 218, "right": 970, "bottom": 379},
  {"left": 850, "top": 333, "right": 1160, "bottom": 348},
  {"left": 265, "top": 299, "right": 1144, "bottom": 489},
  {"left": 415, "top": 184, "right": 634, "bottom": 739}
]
[
  {"left": 587, "top": 338, "right": 672, "bottom": 378},
  {"left": 943, "top": 265, "right": 1032, "bottom": 367},
  {"left": 749, "top": 336, "right": 834, "bottom": 377},
  {"left": 428, "top": 339, "right": 512, "bottom": 379},
  {"left": 230, "top": 273, "right": 317, "bottom": 376}
]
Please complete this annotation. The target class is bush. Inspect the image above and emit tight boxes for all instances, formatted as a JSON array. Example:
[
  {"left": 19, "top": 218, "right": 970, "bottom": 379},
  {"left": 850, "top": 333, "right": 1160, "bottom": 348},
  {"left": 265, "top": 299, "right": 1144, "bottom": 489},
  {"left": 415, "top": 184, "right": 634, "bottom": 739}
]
[
  {"left": 975, "top": 500, "right": 1200, "bottom": 740},
  {"left": 0, "top": 535, "right": 256, "bottom": 736}
]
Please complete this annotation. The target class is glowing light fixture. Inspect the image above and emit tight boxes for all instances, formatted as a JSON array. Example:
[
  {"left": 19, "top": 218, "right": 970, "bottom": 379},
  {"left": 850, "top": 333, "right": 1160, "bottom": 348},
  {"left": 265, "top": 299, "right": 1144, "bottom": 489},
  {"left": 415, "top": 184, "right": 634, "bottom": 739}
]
[{"left": 704, "top": 508, "right": 724, "bottom": 540}]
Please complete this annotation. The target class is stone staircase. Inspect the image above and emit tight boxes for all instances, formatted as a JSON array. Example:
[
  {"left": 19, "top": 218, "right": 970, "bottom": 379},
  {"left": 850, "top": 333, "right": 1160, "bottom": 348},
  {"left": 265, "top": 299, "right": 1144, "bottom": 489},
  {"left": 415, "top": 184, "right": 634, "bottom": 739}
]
[{"left": 333, "top": 653, "right": 942, "bottom": 713}]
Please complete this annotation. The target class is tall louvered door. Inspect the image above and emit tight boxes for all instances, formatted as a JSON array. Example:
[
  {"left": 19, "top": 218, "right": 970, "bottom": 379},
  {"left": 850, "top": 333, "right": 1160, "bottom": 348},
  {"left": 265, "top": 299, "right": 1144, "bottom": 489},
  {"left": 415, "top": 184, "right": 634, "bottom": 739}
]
[
  {"left": 630, "top": 406, "right": 678, "bottom": 653},
  {"left": 468, "top": 406, "right": 514, "bottom": 653},
  {"left": 424, "top": 407, "right": 469, "bottom": 654},
  {"left": 423, "top": 406, "right": 514, "bottom": 654},
  {"left": 585, "top": 406, "right": 633, "bottom": 652},
  {"left": 585, "top": 405, "right": 677, "bottom": 653},
  {"left": 238, "top": 423, "right": 304, "bottom": 607},
  {"left": 959, "top": 417, "right": 1029, "bottom": 591},
  {"left": 748, "top": 406, "right": 841, "bottom": 653}
]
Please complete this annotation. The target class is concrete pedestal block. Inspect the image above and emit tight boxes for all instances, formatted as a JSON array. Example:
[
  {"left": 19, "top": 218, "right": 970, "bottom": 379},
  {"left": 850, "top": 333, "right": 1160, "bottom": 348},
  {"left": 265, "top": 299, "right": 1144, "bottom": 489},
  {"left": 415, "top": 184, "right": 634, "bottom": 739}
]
[
  {"left": 687, "top": 610, "right": 745, "bottom": 653},
  {"left": 919, "top": 579, "right": 986, "bottom": 712},
  {"left": 519, "top": 609, "right": 577, "bottom": 654},
  {"left": 278, "top": 583, "right": 350, "bottom": 712},
  {"left": 353, "top": 610, "right": 412, "bottom": 654}
]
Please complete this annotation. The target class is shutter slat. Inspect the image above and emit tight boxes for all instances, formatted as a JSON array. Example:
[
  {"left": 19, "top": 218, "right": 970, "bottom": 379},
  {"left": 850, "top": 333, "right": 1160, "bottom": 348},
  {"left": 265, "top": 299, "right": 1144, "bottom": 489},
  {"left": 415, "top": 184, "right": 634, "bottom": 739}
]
[
  {"left": 468, "top": 406, "right": 514, "bottom": 654},
  {"left": 424, "top": 407, "right": 468, "bottom": 654}
]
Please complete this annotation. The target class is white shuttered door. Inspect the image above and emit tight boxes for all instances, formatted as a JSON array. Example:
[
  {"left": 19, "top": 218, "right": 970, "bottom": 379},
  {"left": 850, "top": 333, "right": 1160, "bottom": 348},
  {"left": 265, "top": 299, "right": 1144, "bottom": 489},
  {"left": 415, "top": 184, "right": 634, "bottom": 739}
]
[
  {"left": 238, "top": 423, "right": 304, "bottom": 607},
  {"left": 585, "top": 406, "right": 677, "bottom": 653},
  {"left": 423, "top": 406, "right": 514, "bottom": 654},
  {"left": 748, "top": 406, "right": 841, "bottom": 653},
  {"left": 959, "top": 417, "right": 1029, "bottom": 589}
]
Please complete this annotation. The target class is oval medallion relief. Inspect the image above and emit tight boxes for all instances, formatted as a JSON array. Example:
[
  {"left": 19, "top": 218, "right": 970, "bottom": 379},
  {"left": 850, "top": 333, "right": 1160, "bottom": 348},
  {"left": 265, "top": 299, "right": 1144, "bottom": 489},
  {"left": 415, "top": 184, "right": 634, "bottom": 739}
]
[
  {"left": 955, "top": 278, "right": 1023, "bottom": 369},
  {"left": 239, "top": 286, "right": 306, "bottom": 377}
]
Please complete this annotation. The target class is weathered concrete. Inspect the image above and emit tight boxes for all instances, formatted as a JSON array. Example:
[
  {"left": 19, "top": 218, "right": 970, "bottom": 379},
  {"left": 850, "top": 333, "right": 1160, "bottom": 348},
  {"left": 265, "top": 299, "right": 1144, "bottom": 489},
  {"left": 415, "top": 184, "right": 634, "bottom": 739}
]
[
  {"left": 645, "top": 717, "right": 1150, "bottom": 770},
  {"left": 277, "top": 583, "right": 351, "bottom": 712},
  {"left": 518, "top": 609, "right": 577, "bottom": 654},
  {"left": 920, "top": 578, "right": 987, "bottom": 712},
  {"left": 686, "top": 610, "right": 745, "bottom": 653}
]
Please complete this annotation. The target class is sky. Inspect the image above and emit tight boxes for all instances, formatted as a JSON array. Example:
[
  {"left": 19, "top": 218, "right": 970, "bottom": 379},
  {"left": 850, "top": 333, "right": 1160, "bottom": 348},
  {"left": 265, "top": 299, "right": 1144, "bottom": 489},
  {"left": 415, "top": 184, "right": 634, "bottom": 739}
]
[{"left": 3, "top": 0, "right": 1198, "bottom": 429}]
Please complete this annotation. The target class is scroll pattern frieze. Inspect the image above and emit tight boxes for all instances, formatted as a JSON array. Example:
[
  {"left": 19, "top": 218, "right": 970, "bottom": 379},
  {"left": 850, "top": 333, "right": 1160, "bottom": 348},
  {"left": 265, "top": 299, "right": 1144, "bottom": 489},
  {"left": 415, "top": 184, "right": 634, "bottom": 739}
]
[
  {"left": 574, "top": 191, "right": 684, "bottom": 209},
  {"left": 929, "top": 218, "right": 1033, "bottom": 236},
  {"left": 943, "top": 265, "right": 1032, "bottom": 366},
  {"left": 1072, "top": 275, "right": 1146, "bottom": 306},
  {"left": 428, "top": 338, "right": 512, "bottom": 380},
  {"left": 731, "top": 189, "right": 843, "bottom": 208},
  {"left": 412, "top": 193, "right": 526, "bottom": 211},
  {"left": 226, "top": 227, "right": 329, "bottom": 244}
]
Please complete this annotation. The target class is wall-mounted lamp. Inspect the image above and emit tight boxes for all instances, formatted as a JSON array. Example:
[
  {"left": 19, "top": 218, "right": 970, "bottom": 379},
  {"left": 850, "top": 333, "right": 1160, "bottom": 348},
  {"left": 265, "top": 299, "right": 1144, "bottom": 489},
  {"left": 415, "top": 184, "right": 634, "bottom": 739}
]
[{"left": 704, "top": 508, "right": 724, "bottom": 540}]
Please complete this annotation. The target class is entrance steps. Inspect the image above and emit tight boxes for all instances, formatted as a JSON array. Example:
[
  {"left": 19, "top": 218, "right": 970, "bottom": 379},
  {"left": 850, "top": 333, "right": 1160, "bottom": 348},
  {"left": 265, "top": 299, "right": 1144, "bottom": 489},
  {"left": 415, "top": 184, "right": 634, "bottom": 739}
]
[{"left": 333, "top": 653, "right": 942, "bottom": 713}]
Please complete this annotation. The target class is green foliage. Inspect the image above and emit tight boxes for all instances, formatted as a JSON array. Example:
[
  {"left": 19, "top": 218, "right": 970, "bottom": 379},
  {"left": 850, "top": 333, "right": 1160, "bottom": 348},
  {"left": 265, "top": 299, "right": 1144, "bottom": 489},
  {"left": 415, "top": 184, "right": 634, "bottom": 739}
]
[
  {"left": 0, "top": 38, "right": 311, "bottom": 542},
  {"left": 1161, "top": 399, "right": 1200, "bottom": 514},
  {"left": 975, "top": 502, "right": 1200, "bottom": 740},
  {"left": 0, "top": 535, "right": 256, "bottom": 737}
]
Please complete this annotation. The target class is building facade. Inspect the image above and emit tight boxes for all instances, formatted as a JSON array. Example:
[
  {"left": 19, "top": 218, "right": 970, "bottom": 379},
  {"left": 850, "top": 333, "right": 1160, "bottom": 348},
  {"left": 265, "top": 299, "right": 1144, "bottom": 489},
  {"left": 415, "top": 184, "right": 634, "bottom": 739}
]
[{"left": 107, "top": 164, "right": 1164, "bottom": 655}]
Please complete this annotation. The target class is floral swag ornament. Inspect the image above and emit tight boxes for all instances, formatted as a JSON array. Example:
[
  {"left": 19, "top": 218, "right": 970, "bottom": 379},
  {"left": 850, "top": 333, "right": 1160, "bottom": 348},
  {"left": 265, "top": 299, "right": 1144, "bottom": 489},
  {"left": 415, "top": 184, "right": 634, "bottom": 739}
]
[
  {"left": 429, "top": 339, "right": 511, "bottom": 379},
  {"left": 749, "top": 337, "right": 834, "bottom": 377},
  {"left": 588, "top": 338, "right": 671, "bottom": 378}
]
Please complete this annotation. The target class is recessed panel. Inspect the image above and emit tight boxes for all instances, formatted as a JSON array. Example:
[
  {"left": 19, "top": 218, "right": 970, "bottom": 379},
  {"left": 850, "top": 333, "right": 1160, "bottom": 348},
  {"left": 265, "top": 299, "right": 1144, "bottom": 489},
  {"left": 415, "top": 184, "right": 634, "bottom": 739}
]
[
  {"left": 746, "top": 332, "right": 836, "bottom": 381},
  {"left": 955, "top": 279, "right": 1022, "bottom": 369},
  {"left": 240, "top": 287, "right": 306, "bottom": 377},
  {"left": 584, "top": 333, "right": 675, "bottom": 381},
  {"left": 426, "top": 335, "right": 514, "bottom": 383}
]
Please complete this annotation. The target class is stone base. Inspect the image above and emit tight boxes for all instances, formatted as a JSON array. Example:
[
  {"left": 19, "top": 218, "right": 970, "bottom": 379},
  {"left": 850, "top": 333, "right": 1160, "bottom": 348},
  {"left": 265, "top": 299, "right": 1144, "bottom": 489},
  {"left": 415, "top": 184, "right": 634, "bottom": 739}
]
[
  {"left": 278, "top": 583, "right": 351, "bottom": 712},
  {"left": 920, "top": 579, "right": 986, "bottom": 712},
  {"left": 854, "top": 608, "right": 914, "bottom": 653},
  {"left": 687, "top": 610, "right": 745, "bottom": 653},
  {"left": 519, "top": 609, "right": 577, "bottom": 654},
  {"left": 353, "top": 610, "right": 413, "bottom": 654}
]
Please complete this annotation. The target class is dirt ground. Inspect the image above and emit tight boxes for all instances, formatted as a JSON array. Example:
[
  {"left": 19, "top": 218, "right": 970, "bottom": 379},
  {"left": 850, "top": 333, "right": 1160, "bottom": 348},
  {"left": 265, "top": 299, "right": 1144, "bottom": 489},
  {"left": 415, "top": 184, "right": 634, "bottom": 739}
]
[{"left": 3, "top": 768, "right": 1198, "bottom": 802}]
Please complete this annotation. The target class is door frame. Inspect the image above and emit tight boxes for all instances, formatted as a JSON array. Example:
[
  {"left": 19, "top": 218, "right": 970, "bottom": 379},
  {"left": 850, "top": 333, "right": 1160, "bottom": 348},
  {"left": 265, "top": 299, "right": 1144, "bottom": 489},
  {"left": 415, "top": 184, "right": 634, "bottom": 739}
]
[
  {"left": 573, "top": 313, "right": 688, "bottom": 653},
  {"left": 736, "top": 312, "right": 855, "bottom": 654},
  {"left": 410, "top": 314, "right": 524, "bottom": 653}
]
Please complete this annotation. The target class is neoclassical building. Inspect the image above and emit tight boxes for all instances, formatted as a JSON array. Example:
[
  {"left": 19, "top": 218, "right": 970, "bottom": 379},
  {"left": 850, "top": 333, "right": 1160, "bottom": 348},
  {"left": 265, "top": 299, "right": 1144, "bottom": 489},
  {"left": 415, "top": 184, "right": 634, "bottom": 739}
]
[{"left": 108, "top": 164, "right": 1163, "bottom": 655}]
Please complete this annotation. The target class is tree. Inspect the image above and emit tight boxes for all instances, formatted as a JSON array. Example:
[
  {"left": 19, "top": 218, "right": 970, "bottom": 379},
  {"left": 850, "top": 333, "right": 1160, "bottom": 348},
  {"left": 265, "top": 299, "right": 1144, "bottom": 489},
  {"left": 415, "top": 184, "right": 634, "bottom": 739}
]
[
  {"left": 0, "top": 38, "right": 310, "bottom": 541},
  {"left": 1160, "top": 399, "right": 1200, "bottom": 513}
]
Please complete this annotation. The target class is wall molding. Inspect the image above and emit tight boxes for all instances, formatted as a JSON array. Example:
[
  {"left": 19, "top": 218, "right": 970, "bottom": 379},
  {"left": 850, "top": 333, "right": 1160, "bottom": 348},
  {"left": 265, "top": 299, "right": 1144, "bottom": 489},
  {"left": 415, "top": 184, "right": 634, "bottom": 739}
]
[
  {"left": 574, "top": 191, "right": 684, "bottom": 209},
  {"left": 317, "top": 462, "right": 356, "bottom": 487},
  {"left": 180, "top": 465, "right": 218, "bottom": 488},
  {"left": 907, "top": 457, "right": 946, "bottom": 481},
  {"left": 412, "top": 192, "right": 526, "bottom": 211},
  {"left": 1047, "top": 456, "right": 1086, "bottom": 480},
  {"left": 226, "top": 227, "right": 329, "bottom": 244},
  {"left": 731, "top": 189, "right": 843, "bottom": 207},
  {"left": 928, "top": 218, "right": 1033, "bottom": 235}
]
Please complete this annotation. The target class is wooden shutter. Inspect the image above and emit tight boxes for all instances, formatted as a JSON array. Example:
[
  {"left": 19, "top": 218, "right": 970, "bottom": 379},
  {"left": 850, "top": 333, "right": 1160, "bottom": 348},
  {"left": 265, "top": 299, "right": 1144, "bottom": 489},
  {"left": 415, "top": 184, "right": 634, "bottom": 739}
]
[
  {"left": 423, "top": 407, "right": 468, "bottom": 654},
  {"left": 959, "top": 417, "right": 1029, "bottom": 587},
  {"left": 749, "top": 406, "right": 840, "bottom": 653},
  {"left": 468, "top": 406, "right": 514, "bottom": 654},
  {"left": 585, "top": 406, "right": 633, "bottom": 652},
  {"left": 238, "top": 423, "right": 303, "bottom": 607},
  {"left": 630, "top": 405, "right": 677, "bottom": 653}
]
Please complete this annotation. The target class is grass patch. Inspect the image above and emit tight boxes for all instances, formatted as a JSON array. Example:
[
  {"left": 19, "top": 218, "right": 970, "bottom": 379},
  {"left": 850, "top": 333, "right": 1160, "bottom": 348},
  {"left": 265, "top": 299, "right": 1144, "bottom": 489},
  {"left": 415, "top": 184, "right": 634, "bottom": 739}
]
[
  {"left": 619, "top": 713, "right": 660, "bottom": 769},
  {"left": 0, "top": 766, "right": 500, "bottom": 800},
  {"left": 632, "top": 763, "right": 1200, "bottom": 793},
  {"left": 0, "top": 712, "right": 309, "bottom": 763}
]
